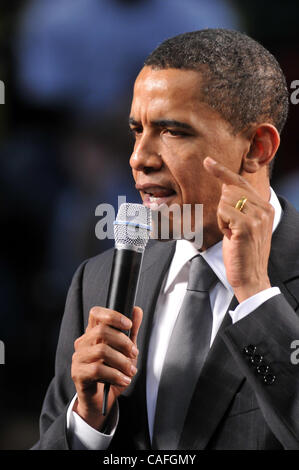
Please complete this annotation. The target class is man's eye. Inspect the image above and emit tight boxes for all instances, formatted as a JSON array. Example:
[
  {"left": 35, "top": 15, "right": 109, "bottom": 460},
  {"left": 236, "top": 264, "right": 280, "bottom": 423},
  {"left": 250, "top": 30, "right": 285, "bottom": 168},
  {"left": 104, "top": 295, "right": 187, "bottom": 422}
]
[
  {"left": 130, "top": 127, "right": 142, "bottom": 137},
  {"left": 165, "top": 129, "right": 187, "bottom": 137}
]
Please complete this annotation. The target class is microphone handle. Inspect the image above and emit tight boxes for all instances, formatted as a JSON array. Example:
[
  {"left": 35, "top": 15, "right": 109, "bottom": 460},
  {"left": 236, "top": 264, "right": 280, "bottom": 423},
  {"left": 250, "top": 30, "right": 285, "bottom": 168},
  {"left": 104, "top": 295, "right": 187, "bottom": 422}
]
[{"left": 102, "top": 248, "right": 143, "bottom": 415}]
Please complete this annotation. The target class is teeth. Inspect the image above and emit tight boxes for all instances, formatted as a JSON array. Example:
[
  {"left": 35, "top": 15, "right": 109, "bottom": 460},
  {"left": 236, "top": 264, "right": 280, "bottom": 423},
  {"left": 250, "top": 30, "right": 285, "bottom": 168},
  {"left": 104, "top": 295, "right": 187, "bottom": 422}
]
[{"left": 149, "top": 196, "right": 159, "bottom": 202}]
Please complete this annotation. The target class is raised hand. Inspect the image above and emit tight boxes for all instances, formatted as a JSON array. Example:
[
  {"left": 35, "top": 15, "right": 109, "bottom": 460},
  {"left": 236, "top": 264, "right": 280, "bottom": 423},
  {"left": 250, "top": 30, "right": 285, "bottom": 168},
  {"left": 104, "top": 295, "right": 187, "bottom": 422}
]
[{"left": 204, "top": 156, "right": 274, "bottom": 303}]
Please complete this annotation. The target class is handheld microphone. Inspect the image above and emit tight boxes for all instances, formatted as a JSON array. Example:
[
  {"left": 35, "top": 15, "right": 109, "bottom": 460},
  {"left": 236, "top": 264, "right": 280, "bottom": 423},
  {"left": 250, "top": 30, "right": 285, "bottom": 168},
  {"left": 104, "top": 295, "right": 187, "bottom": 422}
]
[{"left": 102, "top": 203, "right": 151, "bottom": 415}]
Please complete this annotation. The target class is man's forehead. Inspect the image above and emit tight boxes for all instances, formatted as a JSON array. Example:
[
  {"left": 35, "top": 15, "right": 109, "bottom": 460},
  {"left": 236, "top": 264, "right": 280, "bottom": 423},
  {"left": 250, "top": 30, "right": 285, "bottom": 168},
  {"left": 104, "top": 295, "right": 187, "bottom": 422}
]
[{"left": 134, "top": 66, "right": 204, "bottom": 95}]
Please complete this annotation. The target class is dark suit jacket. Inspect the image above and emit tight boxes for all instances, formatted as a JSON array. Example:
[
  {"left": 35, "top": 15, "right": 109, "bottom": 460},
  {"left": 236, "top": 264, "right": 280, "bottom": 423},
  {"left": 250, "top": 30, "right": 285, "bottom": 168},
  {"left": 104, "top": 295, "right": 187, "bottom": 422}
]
[{"left": 32, "top": 197, "right": 299, "bottom": 450}]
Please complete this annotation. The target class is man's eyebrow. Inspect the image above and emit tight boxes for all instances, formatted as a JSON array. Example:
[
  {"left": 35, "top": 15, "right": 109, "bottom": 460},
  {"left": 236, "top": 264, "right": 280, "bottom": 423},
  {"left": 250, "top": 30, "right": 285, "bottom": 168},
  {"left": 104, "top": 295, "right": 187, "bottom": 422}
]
[
  {"left": 129, "top": 117, "right": 139, "bottom": 126},
  {"left": 153, "top": 119, "right": 193, "bottom": 130},
  {"left": 129, "top": 117, "right": 193, "bottom": 130}
]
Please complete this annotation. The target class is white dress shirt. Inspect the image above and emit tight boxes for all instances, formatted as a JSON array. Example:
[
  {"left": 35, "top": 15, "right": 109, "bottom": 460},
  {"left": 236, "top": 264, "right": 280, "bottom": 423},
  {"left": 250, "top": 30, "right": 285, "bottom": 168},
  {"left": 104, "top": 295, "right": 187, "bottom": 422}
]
[{"left": 67, "top": 187, "right": 282, "bottom": 449}]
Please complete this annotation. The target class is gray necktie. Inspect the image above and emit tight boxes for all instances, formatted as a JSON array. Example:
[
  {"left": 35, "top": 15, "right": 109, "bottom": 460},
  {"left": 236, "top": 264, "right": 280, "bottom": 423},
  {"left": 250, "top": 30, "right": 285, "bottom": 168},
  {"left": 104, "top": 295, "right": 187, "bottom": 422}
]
[{"left": 152, "top": 255, "right": 218, "bottom": 450}]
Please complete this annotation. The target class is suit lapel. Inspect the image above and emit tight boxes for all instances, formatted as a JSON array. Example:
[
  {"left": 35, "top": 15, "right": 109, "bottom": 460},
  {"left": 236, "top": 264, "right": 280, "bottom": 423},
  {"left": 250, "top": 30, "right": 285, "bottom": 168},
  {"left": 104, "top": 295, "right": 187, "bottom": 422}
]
[{"left": 267, "top": 196, "right": 299, "bottom": 311}]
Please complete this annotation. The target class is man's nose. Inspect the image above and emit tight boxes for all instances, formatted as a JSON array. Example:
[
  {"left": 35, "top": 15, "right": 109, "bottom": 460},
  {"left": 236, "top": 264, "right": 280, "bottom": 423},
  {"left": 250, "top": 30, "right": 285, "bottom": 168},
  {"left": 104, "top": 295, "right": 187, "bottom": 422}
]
[{"left": 129, "top": 138, "right": 162, "bottom": 173}]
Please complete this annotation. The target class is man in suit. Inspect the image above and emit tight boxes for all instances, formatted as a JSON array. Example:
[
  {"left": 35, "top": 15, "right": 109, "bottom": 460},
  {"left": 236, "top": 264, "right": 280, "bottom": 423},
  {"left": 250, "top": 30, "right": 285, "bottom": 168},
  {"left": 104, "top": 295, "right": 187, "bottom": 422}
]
[{"left": 33, "top": 29, "right": 299, "bottom": 450}]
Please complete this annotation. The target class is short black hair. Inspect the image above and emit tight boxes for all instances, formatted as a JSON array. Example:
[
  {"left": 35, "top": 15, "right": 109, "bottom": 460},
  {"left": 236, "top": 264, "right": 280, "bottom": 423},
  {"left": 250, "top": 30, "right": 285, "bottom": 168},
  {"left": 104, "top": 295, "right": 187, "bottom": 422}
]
[{"left": 145, "top": 29, "right": 289, "bottom": 174}]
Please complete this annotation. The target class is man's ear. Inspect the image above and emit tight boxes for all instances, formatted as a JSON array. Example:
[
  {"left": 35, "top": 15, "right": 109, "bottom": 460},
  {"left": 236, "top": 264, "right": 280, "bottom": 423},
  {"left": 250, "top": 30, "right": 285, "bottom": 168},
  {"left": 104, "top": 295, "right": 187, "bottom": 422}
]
[{"left": 242, "top": 123, "right": 280, "bottom": 173}]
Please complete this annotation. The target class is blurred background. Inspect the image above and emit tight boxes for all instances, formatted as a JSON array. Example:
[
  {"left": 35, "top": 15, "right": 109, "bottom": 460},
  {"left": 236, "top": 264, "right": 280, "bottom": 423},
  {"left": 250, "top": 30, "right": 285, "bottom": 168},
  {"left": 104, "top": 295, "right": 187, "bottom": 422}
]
[{"left": 0, "top": 0, "right": 298, "bottom": 449}]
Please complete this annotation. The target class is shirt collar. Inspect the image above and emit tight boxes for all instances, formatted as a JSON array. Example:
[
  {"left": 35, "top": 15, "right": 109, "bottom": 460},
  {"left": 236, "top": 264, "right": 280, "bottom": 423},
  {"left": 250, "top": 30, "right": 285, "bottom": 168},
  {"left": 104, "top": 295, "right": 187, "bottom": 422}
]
[
  {"left": 163, "top": 187, "right": 282, "bottom": 294},
  {"left": 269, "top": 186, "right": 282, "bottom": 233}
]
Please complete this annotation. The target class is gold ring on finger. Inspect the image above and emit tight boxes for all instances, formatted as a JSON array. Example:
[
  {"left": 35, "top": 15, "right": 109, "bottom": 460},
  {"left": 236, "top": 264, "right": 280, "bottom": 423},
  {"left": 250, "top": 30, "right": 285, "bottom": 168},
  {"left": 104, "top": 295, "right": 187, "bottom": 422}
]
[{"left": 235, "top": 196, "right": 248, "bottom": 212}]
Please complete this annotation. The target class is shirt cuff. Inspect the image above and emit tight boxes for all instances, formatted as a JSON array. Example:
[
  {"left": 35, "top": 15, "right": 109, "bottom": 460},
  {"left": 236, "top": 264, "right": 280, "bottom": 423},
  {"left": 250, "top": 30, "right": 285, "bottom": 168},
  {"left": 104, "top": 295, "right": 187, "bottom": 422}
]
[
  {"left": 229, "top": 287, "right": 281, "bottom": 324},
  {"left": 66, "top": 394, "right": 119, "bottom": 450}
]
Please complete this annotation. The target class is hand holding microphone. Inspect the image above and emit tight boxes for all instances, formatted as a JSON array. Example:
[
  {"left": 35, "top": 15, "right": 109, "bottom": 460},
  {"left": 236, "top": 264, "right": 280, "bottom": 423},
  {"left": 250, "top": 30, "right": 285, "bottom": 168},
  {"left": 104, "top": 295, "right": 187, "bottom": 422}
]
[{"left": 71, "top": 204, "right": 151, "bottom": 430}]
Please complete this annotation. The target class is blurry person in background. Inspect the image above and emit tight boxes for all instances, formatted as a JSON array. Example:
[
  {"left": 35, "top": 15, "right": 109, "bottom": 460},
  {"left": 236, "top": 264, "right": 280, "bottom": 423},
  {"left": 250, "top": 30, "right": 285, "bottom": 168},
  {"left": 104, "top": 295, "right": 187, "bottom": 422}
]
[
  {"left": 33, "top": 29, "right": 299, "bottom": 450},
  {"left": 16, "top": 0, "right": 240, "bottom": 112}
]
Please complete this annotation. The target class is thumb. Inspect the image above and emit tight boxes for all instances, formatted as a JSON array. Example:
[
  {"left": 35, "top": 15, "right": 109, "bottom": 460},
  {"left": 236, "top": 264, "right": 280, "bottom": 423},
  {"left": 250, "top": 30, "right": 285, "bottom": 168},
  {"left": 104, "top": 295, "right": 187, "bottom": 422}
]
[{"left": 130, "top": 306, "right": 143, "bottom": 345}]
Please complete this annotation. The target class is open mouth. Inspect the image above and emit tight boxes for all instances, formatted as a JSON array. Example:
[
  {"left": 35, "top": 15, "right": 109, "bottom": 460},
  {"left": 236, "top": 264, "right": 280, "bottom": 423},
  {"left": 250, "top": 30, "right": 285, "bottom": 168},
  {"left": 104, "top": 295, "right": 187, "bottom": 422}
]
[{"left": 141, "top": 186, "right": 176, "bottom": 208}]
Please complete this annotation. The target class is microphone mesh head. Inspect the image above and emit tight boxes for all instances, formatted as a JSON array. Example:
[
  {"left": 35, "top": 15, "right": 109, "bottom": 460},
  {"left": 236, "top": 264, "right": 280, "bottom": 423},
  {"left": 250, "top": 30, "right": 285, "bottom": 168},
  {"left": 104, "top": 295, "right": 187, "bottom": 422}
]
[{"left": 114, "top": 203, "right": 151, "bottom": 250}]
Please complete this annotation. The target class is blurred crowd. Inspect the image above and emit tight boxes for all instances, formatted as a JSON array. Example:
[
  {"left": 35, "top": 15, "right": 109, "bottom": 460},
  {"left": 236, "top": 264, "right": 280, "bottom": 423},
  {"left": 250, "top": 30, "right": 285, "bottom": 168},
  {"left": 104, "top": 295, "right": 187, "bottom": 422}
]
[{"left": 0, "top": 0, "right": 298, "bottom": 449}]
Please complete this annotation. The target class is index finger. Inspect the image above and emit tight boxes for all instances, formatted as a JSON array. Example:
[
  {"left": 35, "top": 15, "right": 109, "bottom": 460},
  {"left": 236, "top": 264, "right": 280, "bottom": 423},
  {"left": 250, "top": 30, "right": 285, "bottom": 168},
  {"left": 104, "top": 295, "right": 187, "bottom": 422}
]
[
  {"left": 87, "top": 306, "right": 132, "bottom": 332},
  {"left": 203, "top": 156, "right": 249, "bottom": 189}
]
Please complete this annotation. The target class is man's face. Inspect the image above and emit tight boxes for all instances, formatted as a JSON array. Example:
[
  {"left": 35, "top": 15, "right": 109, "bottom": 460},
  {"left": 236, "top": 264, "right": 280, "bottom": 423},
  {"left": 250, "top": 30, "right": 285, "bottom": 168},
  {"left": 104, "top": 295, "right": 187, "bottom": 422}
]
[{"left": 129, "top": 66, "right": 247, "bottom": 247}]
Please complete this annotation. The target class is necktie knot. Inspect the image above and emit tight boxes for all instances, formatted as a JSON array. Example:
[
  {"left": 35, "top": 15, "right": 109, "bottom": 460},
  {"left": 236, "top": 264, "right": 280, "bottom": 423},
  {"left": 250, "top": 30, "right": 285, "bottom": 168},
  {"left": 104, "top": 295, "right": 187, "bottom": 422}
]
[{"left": 187, "top": 255, "right": 218, "bottom": 292}]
